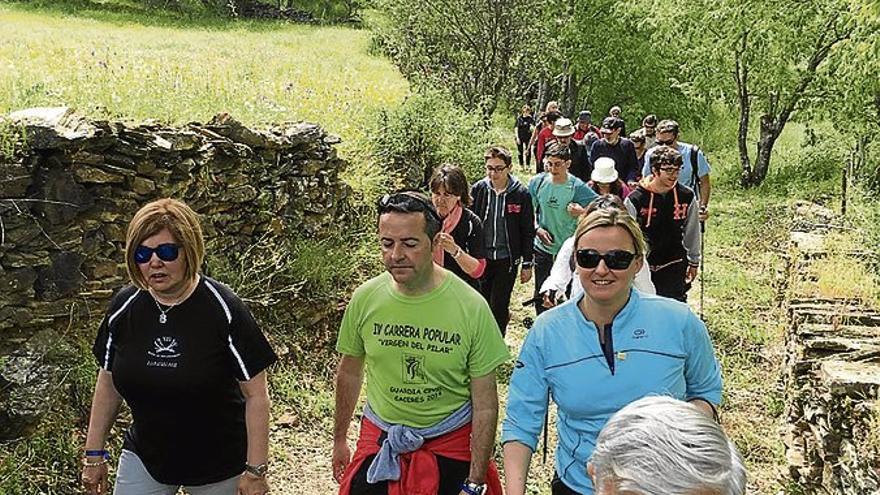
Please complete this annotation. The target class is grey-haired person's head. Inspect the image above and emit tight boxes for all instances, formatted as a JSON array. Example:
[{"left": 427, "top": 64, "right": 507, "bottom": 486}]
[{"left": 589, "top": 396, "right": 747, "bottom": 495}]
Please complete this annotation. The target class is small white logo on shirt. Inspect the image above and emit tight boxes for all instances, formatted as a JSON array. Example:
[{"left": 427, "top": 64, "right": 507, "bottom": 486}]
[{"left": 148, "top": 336, "right": 181, "bottom": 358}]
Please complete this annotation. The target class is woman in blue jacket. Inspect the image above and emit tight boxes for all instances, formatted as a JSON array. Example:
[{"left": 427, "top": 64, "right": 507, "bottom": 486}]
[{"left": 501, "top": 207, "right": 723, "bottom": 495}]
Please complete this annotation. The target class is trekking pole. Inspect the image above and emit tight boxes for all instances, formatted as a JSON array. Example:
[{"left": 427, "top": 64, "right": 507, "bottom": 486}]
[
  {"left": 694, "top": 154, "right": 706, "bottom": 321},
  {"left": 542, "top": 407, "right": 549, "bottom": 464},
  {"left": 700, "top": 216, "right": 706, "bottom": 321}
]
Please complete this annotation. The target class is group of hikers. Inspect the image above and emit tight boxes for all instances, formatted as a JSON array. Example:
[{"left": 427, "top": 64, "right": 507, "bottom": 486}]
[{"left": 80, "top": 101, "right": 743, "bottom": 495}]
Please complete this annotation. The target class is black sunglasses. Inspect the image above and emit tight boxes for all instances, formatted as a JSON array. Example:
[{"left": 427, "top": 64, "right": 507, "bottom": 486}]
[
  {"left": 655, "top": 139, "right": 674, "bottom": 146},
  {"left": 576, "top": 249, "right": 636, "bottom": 270},
  {"left": 134, "top": 243, "right": 180, "bottom": 264},
  {"left": 378, "top": 191, "right": 442, "bottom": 224}
]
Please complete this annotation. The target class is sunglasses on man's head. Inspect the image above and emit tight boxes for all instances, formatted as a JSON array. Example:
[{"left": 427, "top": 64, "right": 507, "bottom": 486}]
[
  {"left": 378, "top": 192, "right": 442, "bottom": 223},
  {"left": 576, "top": 249, "right": 636, "bottom": 270},
  {"left": 134, "top": 243, "right": 180, "bottom": 264}
]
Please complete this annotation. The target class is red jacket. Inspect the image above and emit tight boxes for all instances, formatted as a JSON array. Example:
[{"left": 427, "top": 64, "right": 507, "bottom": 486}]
[
  {"left": 338, "top": 417, "right": 503, "bottom": 495},
  {"left": 535, "top": 126, "right": 555, "bottom": 169}
]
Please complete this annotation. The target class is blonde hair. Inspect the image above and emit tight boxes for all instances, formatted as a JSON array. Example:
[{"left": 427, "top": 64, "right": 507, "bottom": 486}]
[
  {"left": 574, "top": 207, "right": 647, "bottom": 257},
  {"left": 125, "top": 198, "right": 205, "bottom": 290}
]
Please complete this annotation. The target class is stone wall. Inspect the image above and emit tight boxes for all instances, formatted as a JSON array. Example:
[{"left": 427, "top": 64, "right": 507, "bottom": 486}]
[
  {"left": 0, "top": 107, "right": 350, "bottom": 439},
  {"left": 783, "top": 203, "right": 880, "bottom": 493}
]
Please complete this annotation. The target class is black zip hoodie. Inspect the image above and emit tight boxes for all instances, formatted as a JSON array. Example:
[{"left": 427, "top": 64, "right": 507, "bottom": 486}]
[{"left": 470, "top": 174, "right": 536, "bottom": 268}]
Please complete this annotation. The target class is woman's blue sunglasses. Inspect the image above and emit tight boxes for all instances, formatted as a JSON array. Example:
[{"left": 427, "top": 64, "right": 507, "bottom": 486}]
[{"left": 134, "top": 243, "right": 180, "bottom": 264}]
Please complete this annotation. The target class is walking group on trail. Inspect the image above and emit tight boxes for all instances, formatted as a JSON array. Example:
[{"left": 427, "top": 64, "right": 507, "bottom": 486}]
[
  {"left": 329, "top": 103, "right": 742, "bottom": 495},
  {"left": 79, "top": 103, "right": 744, "bottom": 495}
]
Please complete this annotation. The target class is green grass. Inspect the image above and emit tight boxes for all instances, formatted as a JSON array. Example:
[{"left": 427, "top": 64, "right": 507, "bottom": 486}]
[
  {"left": 0, "top": 2, "right": 409, "bottom": 200},
  {"left": 4, "top": 2, "right": 878, "bottom": 493},
  {"left": 0, "top": 4, "right": 405, "bottom": 492}
]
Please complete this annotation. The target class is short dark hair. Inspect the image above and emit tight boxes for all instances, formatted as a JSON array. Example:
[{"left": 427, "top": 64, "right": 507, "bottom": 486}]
[
  {"left": 657, "top": 119, "right": 680, "bottom": 136},
  {"left": 545, "top": 111, "right": 562, "bottom": 124},
  {"left": 485, "top": 145, "right": 512, "bottom": 167},
  {"left": 651, "top": 145, "right": 684, "bottom": 170},
  {"left": 544, "top": 141, "right": 571, "bottom": 160},
  {"left": 377, "top": 191, "right": 442, "bottom": 239},
  {"left": 429, "top": 164, "right": 471, "bottom": 207}
]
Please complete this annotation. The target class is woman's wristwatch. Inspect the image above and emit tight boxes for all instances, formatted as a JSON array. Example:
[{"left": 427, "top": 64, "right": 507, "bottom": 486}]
[
  {"left": 461, "top": 479, "right": 487, "bottom": 495},
  {"left": 245, "top": 462, "right": 268, "bottom": 478}
]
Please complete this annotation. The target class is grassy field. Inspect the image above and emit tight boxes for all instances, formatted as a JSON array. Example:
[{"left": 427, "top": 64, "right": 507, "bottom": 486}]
[{"left": 0, "top": 1, "right": 409, "bottom": 197}]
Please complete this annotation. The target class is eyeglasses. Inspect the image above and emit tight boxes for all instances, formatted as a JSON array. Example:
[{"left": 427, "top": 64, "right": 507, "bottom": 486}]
[
  {"left": 378, "top": 191, "right": 442, "bottom": 224},
  {"left": 134, "top": 243, "right": 180, "bottom": 264},
  {"left": 485, "top": 165, "right": 508, "bottom": 173},
  {"left": 658, "top": 166, "right": 682, "bottom": 174},
  {"left": 576, "top": 249, "right": 636, "bottom": 270},
  {"left": 655, "top": 139, "right": 674, "bottom": 146}
]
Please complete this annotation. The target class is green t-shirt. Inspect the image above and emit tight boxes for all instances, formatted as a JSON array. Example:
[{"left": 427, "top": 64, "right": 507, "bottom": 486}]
[
  {"left": 336, "top": 271, "right": 510, "bottom": 428},
  {"left": 529, "top": 173, "right": 597, "bottom": 255}
]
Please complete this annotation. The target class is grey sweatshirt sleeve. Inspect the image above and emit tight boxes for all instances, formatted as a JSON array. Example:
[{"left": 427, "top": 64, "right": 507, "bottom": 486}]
[{"left": 683, "top": 198, "right": 701, "bottom": 265}]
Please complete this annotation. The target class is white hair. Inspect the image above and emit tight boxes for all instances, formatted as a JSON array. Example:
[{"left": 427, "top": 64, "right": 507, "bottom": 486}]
[{"left": 591, "top": 396, "right": 746, "bottom": 495}]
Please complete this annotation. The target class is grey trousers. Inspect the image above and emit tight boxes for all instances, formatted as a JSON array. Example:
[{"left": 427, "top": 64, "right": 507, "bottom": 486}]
[{"left": 114, "top": 449, "right": 240, "bottom": 495}]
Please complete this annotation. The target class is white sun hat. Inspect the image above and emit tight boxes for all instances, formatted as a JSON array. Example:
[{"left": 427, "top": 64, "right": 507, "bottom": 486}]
[{"left": 591, "top": 157, "right": 619, "bottom": 183}]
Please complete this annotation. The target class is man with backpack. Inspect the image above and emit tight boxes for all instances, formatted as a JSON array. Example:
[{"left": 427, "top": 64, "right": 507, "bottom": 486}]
[
  {"left": 642, "top": 120, "right": 712, "bottom": 221},
  {"left": 626, "top": 146, "right": 701, "bottom": 302},
  {"left": 528, "top": 142, "right": 597, "bottom": 315}
]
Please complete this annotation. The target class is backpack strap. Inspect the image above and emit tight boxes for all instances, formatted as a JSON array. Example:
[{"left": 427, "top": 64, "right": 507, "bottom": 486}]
[{"left": 533, "top": 173, "right": 548, "bottom": 224}]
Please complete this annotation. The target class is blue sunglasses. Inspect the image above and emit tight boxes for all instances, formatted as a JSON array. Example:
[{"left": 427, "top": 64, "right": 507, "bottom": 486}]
[{"left": 134, "top": 243, "right": 180, "bottom": 264}]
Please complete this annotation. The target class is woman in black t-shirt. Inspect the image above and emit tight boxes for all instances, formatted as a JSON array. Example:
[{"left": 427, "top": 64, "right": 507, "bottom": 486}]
[
  {"left": 81, "top": 198, "right": 276, "bottom": 495},
  {"left": 429, "top": 164, "right": 487, "bottom": 289}
]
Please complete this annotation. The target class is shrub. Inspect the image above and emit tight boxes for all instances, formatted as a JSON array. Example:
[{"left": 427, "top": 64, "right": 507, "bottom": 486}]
[{"left": 368, "top": 89, "right": 490, "bottom": 192}]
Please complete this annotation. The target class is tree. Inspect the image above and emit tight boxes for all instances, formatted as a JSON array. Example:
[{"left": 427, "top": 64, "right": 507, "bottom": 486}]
[
  {"left": 810, "top": 0, "right": 880, "bottom": 189},
  {"left": 657, "top": 0, "right": 870, "bottom": 187},
  {"left": 372, "top": 0, "right": 547, "bottom": 119},
  {"left": 559, "top": 0, "right": 702, "bottom": 126}
]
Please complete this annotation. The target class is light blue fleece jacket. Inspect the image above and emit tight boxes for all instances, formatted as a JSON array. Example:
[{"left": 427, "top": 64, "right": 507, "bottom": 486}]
[{"left": 501, "top": 289, "right": 722, "bottom": 493}]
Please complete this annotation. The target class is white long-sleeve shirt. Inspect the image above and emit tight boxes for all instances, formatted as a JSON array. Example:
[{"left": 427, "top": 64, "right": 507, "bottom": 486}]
[{"left": 539, "top": 236, "right": 656, "bottom": 300}]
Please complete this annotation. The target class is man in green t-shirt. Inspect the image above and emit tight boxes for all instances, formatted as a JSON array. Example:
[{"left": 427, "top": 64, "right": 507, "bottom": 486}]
[
  {"left": 332, "top": 191, "right": 510, "bottom": 495},
  {"left": 528, "top": 142, "right": 598, "bottom": 315}
]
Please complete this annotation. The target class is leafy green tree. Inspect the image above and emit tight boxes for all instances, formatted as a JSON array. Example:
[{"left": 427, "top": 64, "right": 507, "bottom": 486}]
[
  {"left": 655, "top": 0, "right": 874, "bottom": 186},
  {"left": 372, "top": 0, "right": 547, "bottom": 119},
  {"left": 810, "top": 0, "right": 880, "bottom": 189},
  {"left": 555, "top": 0, "right": 703, "bottom": 126}
]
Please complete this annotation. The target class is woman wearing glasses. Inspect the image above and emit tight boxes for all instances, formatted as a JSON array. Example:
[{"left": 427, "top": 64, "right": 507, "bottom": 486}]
[
  {"left": 501, "top": 206, "right": 722, "bottom": 495},
  {"left": 430, "top": 164, "right": 487, "bottom": 290},
  {"left": 81, "top": 198, "right": 276, "bottom": 495},
  {"left": 539, "top": 195, "right": 653, "bottom": 310}
]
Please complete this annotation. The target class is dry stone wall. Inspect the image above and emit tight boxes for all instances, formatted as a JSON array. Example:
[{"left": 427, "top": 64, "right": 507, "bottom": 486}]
[
  {"left": 0, "top": 107, "right": 350, "bottom": 439},
  {"left": 783, "top": 203, "right": 880, "bottom": 493}
]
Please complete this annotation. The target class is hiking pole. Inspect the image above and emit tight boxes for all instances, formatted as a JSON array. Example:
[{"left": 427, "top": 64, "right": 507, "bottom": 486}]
[
  {"left": 700, "top": 216, "right": 706, "bottom": 321},
  {"left": 542, "top": 405, "right": 549, "bottom": 464}
]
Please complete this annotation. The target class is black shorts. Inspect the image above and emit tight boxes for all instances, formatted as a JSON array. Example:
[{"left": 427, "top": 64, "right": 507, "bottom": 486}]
[{"left": 349, "top": 453, "right": 469, "bottom": 495}]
